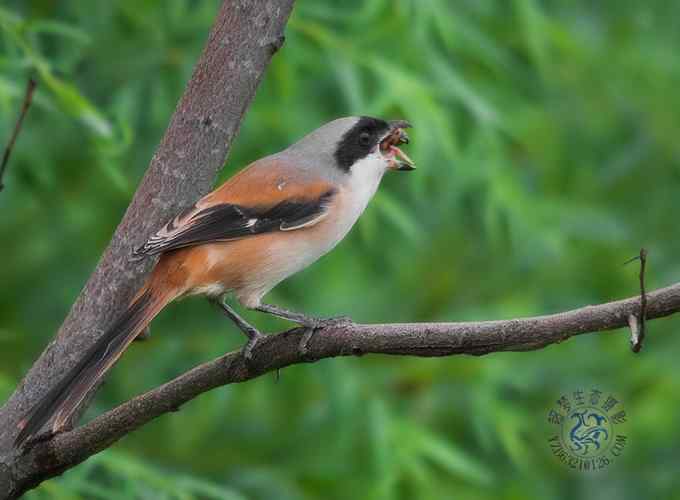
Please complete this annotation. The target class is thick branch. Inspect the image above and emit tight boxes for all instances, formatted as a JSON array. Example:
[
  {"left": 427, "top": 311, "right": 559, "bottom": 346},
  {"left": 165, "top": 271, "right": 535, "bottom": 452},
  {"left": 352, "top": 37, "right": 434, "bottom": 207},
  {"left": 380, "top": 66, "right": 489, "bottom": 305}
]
[
  {"left": 10, "top": 281, "right": 680, "bottom": 496},
  {"left": 0, "top": 1, "right": 294, "bottom": 497}
]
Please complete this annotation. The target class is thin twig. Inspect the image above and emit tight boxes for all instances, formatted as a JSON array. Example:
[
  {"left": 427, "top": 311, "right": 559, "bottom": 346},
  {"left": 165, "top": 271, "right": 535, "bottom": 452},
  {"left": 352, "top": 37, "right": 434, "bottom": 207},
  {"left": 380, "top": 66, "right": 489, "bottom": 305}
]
[
  {"left": 0, "top": 78, "right": 37, "bottom": 193},
  {"left": 635, "top": 248, "right": 648, "bottom": 352},
  {"left": 624, "top": 248, "right": 648, "bottom": 352}
]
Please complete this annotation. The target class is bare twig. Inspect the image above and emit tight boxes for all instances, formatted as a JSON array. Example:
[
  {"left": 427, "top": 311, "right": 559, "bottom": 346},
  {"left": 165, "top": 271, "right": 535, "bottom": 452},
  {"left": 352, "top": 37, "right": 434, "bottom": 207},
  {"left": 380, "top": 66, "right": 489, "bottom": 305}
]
[
  {"left": 624, "top": 248, "right": 648, "bottom": 352},
  {"left": 0, "top": 78, "right": 37, "bottom": 193}
]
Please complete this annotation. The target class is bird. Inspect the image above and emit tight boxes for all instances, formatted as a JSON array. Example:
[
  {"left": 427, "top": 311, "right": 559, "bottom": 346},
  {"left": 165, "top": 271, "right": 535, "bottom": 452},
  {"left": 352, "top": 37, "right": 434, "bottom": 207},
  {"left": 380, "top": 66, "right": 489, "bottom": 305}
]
[{"left": 14, "top": 116, "right": 415, "bottom": 447}]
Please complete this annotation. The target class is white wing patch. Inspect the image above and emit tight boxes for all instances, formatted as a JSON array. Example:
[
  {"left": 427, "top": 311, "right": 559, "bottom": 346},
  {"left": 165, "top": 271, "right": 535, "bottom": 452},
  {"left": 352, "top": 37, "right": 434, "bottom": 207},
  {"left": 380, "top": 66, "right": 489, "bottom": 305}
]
[{"left": 279, "top": 210, "right": 329, "bottom": 231}]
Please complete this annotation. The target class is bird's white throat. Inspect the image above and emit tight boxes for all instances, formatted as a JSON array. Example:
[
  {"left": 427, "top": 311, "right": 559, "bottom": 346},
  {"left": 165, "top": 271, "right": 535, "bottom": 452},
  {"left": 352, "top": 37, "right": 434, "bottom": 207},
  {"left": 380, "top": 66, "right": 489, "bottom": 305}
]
[{"left": 345, "top": 151, "right": 388, "bottom": 218}]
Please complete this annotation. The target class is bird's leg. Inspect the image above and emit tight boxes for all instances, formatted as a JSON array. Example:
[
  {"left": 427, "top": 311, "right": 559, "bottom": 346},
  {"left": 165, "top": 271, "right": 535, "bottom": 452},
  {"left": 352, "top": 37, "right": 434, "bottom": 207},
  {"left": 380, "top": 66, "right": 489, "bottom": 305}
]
[
  {"left": 254, "top": 303, "right": 323, "bottom": 327},
  {"left": 211, "top": 297, "right": 264, "bottom": 361},
  {"left": 255, "top": 303, "right": 352, "bottom": 327},
  {"left": 254, "top": 303, "right": 352, "bottom": 356}
]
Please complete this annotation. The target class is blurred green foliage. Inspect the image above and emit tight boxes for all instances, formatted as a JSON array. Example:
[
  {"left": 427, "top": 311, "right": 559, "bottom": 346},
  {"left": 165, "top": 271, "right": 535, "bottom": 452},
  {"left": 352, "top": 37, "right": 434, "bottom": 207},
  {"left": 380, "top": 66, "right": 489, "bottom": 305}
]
[{"left": 2, "top": 1, "right": 680, "bottom": 499}]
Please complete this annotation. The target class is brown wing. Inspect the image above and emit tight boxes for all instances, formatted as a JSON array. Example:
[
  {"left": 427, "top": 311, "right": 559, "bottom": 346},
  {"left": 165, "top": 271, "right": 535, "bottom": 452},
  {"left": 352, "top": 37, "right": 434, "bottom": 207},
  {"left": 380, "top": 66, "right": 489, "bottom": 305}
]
[{"left": 134, "top": 157, "right": 336, "bottom": 258}]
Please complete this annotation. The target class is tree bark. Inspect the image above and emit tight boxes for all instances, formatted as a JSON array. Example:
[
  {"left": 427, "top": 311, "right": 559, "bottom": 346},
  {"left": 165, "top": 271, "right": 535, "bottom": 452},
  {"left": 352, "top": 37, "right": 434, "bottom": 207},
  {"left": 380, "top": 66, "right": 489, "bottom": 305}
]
[
  {"left": 4, "top": 279, "right": 680, "bottom": 498},
  {"left": 0, "top": 1, "right": 294, "bottom": 497}
]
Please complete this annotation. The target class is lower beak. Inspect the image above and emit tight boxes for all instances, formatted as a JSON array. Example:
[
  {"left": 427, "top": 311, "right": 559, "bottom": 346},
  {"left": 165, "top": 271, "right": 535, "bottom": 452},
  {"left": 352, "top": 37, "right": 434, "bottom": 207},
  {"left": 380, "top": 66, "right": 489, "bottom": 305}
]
[
  {"left": 391, "top": 158, "right": 416, "bottom": 171},
  {"left": 387, "top": 138, "right": 416, "bottom": 171}
]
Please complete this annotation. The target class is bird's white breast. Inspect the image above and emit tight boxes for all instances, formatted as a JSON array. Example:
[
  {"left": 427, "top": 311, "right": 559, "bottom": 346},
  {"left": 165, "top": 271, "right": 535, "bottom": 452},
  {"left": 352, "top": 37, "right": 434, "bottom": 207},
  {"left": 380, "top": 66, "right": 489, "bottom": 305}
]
[{"left": 275, "top": 153, "right": 386, "bottom": 268}]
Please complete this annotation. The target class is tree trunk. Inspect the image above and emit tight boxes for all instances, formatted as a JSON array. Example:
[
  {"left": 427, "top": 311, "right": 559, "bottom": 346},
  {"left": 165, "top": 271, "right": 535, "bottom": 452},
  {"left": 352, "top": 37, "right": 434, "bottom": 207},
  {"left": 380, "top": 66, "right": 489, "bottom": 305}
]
[{"left": 0, "top": 1, "right": 295, "bottom": 497}]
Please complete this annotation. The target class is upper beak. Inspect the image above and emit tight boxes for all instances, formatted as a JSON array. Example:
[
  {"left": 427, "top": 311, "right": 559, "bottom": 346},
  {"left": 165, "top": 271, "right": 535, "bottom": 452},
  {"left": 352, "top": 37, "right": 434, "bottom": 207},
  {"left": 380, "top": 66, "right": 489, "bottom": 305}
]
[
  {"left": 389, "top": 119, "right": 412, "bottom": 131},
  {"left": 386, "top": 120, "right": 415, "bottom": 171}
]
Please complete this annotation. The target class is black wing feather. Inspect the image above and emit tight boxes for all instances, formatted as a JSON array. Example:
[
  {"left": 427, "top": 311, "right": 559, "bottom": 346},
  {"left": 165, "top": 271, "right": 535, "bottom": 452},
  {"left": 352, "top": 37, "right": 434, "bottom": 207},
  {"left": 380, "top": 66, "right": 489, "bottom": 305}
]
[{"left": 135, "top": 189, "right": 336, "bottom": 257}]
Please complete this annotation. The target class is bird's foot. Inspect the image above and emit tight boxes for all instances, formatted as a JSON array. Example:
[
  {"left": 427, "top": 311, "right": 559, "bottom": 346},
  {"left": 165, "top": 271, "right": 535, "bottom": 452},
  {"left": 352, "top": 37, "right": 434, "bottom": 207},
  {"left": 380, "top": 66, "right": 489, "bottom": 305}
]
[
  {"left": 298, "top": 328, "right": 315, "bottom": 358},
  {"left": 318, "top": 315, "right": 353, "bottom": 328},
  {"left": 254, "top": 303, "right": 353, "bottom": 358},
  {"left": 297, "top": 315, "right": 353, "bottom": 358},
  {"left": 285, "top": 312, "right": 353, "bottom": 329},
  {"left": 211, "top": 297, "right": 265, "bottom": 362},
  {"left": 241, "top": 328, "right": 265, "bottom": 361}
]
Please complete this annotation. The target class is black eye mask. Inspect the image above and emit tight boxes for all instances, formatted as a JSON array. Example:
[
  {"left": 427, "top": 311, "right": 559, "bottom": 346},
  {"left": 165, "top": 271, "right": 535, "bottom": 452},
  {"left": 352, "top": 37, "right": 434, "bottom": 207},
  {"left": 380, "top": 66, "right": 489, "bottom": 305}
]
[{"left": 334, "top": 116, "right": 390, "bottom": 171}]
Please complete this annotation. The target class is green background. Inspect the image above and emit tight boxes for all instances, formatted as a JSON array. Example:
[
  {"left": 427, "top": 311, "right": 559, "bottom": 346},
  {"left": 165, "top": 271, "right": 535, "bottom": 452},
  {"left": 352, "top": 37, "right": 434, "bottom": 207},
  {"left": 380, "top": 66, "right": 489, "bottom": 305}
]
[{"left": 2, "top": 1, "right": 680, "bottom": 499}]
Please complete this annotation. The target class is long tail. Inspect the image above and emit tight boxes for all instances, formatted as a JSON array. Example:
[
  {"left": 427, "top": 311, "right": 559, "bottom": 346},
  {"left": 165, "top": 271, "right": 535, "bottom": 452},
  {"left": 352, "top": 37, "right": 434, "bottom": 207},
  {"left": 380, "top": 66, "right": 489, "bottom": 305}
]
[{"left": 15, "top": 285, "right": 176, "bottom": 448}]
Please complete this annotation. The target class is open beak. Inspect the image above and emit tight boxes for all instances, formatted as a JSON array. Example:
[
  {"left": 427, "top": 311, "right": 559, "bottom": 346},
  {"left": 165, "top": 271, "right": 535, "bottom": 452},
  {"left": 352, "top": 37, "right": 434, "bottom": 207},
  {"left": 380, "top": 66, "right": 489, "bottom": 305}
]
[{"left": 382, "top": 120, "right": 415, "bottom": 171}]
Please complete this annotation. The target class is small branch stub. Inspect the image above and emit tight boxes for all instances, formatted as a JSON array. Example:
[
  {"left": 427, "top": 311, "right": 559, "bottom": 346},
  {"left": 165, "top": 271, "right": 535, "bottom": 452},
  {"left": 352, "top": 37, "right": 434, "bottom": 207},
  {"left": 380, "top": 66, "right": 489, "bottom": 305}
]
[
  {"left": 627, "top": 314, "right": 640, "bottom": 350},
  {"left": 624, "top": 248, "right": 648, "bottom": 352}
]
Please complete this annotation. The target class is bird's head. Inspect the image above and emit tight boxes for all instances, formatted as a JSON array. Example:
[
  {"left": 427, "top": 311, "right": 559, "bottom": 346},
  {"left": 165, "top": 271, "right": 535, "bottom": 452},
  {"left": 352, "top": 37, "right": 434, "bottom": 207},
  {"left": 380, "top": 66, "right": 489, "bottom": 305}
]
[{"left": 288, "top": 116, "right": 415, "bottom": 177}]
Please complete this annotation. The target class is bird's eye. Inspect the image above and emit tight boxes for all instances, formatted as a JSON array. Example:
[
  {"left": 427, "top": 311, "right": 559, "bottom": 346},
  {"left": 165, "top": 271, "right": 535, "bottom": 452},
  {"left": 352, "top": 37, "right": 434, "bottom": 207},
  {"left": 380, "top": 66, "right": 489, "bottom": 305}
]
[{"left": 359, "top": 131, "right": 371, "bottom": 146}]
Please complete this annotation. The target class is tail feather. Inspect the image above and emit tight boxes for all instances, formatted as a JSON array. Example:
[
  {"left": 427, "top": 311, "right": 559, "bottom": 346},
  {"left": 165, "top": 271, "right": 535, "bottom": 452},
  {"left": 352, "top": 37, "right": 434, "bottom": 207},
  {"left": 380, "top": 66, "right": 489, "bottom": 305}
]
[{"left": 15, "top": 287, "right": 172, "bottom": 448}]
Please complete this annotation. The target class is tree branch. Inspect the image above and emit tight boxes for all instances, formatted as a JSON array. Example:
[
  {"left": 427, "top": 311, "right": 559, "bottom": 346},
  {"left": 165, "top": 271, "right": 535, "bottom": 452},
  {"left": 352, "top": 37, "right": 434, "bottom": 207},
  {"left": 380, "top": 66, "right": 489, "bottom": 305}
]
[
  {"left": 7, "top": 281, "right": 680, "bottom": 497},
  {"left": 0, "top": 1, "right": 295, "bottom": 497}
]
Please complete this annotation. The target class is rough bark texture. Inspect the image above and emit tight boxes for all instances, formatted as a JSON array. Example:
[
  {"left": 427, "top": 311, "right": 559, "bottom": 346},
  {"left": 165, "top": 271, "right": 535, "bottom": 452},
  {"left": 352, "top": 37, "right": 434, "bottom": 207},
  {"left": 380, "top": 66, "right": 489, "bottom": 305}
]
[
  {"left": 0, "top": 1, "right": 295, "bottom": 497},
  {"left": 5, "top": 281, "right": 680, "bottom": 498}
]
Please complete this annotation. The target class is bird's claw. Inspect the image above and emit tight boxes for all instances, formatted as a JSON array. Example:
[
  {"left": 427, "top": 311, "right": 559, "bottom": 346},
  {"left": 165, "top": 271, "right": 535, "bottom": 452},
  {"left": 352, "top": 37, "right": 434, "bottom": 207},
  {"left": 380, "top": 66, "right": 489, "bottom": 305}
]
[
  {"left": 241, "top": 329, "right": 265, "bottom": 361},
  {"left": 298, "top": 327, "right": 315, "bottom": 359},
  {"left": 297, "top": 315, "right": 353, "bottom": 358},
  {"left": 299, "top": 314, "right": 353, "bottom": 329},
  {"left": 322, "top": 315, "right": 353, "bottom": 327}
]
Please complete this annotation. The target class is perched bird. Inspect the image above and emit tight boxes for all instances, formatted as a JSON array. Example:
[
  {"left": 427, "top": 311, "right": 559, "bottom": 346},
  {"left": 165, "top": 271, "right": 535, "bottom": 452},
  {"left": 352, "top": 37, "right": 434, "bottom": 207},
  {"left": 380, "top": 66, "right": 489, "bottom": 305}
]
[{"left": 15, "top": 116, "right": 414, "bottom": 447}]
